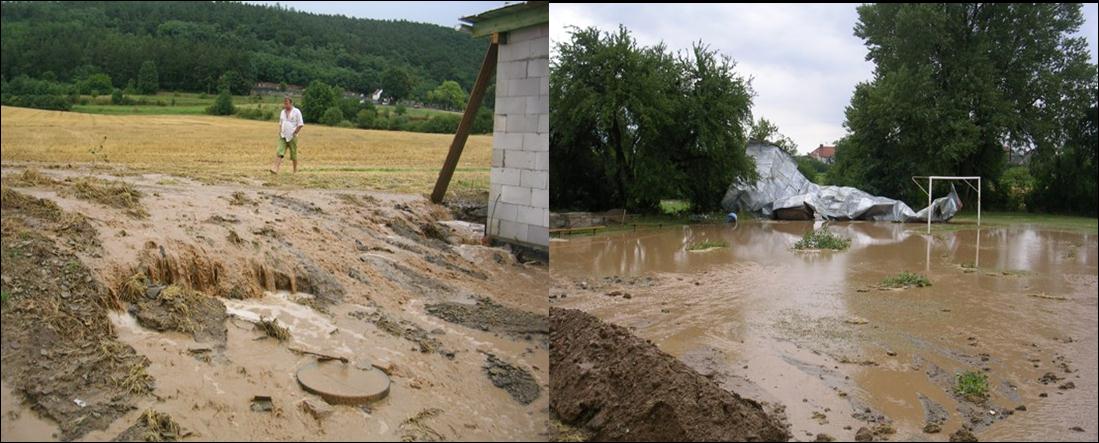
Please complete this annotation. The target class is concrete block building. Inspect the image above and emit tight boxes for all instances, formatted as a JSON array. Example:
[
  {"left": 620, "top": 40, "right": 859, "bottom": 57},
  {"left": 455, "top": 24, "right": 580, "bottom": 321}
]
[{"left": 462, "top": 2, "right": 549, "bottom": 256}]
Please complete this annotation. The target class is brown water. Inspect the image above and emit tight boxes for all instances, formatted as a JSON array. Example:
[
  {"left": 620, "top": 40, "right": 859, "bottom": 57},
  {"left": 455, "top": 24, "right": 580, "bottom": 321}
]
[{"left": 551, "top": 221, "right": 1098, "bottom": 441}]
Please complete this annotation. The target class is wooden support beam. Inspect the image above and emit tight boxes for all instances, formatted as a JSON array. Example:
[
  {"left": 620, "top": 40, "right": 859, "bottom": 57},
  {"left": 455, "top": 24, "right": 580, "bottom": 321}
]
[{"left": 430, "top": 34, "right": 499, "bottom": 204}]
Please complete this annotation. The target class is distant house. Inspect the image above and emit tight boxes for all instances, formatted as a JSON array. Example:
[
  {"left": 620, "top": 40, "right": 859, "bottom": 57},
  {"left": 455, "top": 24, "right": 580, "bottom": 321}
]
[
  {"left": 809, "top": 144, "right": 836, "bottom": 164},
  {"left": 252, "top": 82, "right": 303, "bottom": 96},
  {"left": 1004, "top": 143, "right": 1033, "bottom": 166},
  {"left": 370, "top": 89, "right": 385, "bottom": 104}
]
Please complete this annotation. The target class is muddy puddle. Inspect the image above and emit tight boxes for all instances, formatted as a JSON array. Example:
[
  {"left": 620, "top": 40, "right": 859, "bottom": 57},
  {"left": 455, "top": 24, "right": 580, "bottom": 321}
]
[{"left": 551, "top": 221, "right": 1098, "bottom": 441}]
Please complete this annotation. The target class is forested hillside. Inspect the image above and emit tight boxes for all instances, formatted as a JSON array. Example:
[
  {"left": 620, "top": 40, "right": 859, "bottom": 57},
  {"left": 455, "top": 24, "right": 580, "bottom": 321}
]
[{"left": 0, "top": 1, "right": 487, "bottom": 96}]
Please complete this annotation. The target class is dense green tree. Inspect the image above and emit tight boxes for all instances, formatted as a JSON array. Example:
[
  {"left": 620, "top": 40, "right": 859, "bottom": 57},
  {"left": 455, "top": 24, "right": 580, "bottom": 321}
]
[
  {"left": 382, "top": 66, "right": 414, "bottom": 102},
  {"left": 301, "top": 80, "right": 337, "bottom": 123},
  {"left": 427, "top": 80, "right": 468, "bottom": 111},
  {"left": 748, "top": 117, "right": 798, "bottom": 156},
  {"left": 550, "top": 26, "right": 755, "bottom": 212},
  {"left": 77, "top": 73, "right": 114, "bottom": 96},
  {"left": 0, "top": 1, "right": 485, "bottom": 95},
  {"left": 424, "top": 81, "right": 468, "bottom": 112},
  {"left": 137, "top": 60, "right": 158, "bottom": 95},
  {"left": 830, "top": 3, "right": 1097, "bottom": 209}
]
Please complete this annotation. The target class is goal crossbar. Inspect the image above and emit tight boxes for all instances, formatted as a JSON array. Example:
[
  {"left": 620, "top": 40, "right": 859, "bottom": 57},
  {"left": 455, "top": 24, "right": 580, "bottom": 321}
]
[{"left": 910, "top": 176, "right": 981, "bottom": 234}]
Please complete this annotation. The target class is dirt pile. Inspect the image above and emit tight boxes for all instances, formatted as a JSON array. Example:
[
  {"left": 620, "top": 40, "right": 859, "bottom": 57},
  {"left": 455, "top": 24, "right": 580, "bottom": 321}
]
[
  {"left": 1, "top": 188, "right": 152, "bottom": 440},
  {"left": 549, "top": 307, "right": 790, "bottom": 442},
  {"left": 117, "top": 274, "right": 228, "bottom": 344}
]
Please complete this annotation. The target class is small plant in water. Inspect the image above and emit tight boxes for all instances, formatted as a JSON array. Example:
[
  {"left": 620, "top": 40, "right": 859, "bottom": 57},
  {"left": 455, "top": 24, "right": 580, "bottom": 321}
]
[
  {"left": 687, "top": 239, "right": 728, "bottom": 251},
  {"left": 881, "top": 271, "right": 932, "bottom": 288},
  {"left": 793, "top": 229, "right": 851, "bottom": 251},
  {"left": 954, "top": 371, "right": 989, "bottom": 400}
]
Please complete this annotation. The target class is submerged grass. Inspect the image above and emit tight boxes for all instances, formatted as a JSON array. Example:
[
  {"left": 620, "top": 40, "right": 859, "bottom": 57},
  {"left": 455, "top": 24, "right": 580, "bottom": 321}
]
[
  {"left": 687, "top": 239, "right": 728, "bottom": 251},
  {"left": 793, "top": 229, "right": 851, "bottom": 251},
  {"left": 881, "top": 271, "right": 932, "bottom": 288},
  {"left": 954, "top": 371, "right": 989, "bottom": 400}
]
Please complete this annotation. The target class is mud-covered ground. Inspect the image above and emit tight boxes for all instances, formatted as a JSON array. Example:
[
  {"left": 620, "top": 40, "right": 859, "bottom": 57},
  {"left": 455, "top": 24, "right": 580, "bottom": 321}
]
[
  {"left": 551, "top": 221, "right": 1098, "bottom": 442},
  {"left": 1, "top": 164, "right": 549, "bottom": 441}
]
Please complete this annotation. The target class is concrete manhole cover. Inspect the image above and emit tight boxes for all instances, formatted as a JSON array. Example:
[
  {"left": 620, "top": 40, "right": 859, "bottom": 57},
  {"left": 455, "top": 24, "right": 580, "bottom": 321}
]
[{"left": 296, "top": 360, "right": 391, "bottom": 405}]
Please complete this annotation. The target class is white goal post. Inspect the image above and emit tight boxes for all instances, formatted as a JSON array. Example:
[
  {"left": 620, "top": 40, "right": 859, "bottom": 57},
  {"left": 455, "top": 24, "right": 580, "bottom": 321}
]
[{"left": 911, "top": 176, "right": 981, "bottom": 234}]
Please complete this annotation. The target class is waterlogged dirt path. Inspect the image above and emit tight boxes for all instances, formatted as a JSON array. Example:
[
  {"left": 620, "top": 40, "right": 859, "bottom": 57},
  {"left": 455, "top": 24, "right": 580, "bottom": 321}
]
[
  {"left": 551, "top": 221, "right": 1097, "bottom": 441},
  {"left": 1, "top": 165, "right": 548, "bottom": 441}
]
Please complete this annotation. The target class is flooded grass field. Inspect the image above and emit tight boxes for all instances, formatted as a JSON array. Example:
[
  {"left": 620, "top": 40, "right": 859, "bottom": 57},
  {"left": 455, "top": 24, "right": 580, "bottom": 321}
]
[{"left": 550, "top": 221, "right": 1098, "bottom": 441}]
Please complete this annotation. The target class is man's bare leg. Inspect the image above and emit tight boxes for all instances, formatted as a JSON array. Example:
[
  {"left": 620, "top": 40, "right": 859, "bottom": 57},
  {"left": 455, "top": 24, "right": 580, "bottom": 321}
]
[
  {"left": 292, "top": 159, "right": 298, "bottom": 174},
  {"left": 271, "top": 156, "right": 282, "bottom": 174}
]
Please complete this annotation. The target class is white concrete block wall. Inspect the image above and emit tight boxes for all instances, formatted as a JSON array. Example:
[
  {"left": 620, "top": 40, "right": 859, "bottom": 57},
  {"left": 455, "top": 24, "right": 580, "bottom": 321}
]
[{"left": 488, "top": 22, "right": 549, "bottom": 250}]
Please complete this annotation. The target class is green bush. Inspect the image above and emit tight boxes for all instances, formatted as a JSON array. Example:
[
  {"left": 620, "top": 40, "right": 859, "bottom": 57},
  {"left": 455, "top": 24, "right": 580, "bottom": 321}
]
[
  {"left": 412, "top": 114, "right": 462, "bottom": 133},
  {"left": 319, "top": 106, "right": 344, "bottom": 126},
  {"left": 954, "top": 371, "right": 988, "bottom": 399},
  {"left": 1, "top": 94, "right": 72, "bottom": 111},
  {"left": 793, "top": 229, "right": 851, "bottom": 250},
  {"left": 687, "top": 240, "right": 727, "bottom": 251},
  {"left": 206, "top": 88, "right": 235, "bottom": 115},
  {"left": 356, "top": 108, "right": 377, "bottom": 129},
  {"left": 237, "top": 106, "right": 273, "bottom": 121},
  {"left": 881, "top": 271, "right": 931, "bottom": 288}
]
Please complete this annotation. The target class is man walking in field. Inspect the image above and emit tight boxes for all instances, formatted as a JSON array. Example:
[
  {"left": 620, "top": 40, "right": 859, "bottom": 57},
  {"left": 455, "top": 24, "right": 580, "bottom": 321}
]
[{"left": 271, "top": 96, "right": 304, "bottom": 174}]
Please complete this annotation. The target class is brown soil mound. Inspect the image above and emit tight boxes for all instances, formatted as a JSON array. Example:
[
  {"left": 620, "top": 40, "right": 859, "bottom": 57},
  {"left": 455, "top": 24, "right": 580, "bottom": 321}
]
[{"left": 549, "top": 308, "right": 790, "bottom": 442}]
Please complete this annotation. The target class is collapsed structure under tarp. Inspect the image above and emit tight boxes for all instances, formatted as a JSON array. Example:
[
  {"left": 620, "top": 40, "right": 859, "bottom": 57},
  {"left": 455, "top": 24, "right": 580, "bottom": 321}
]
[{"left": 721, "top": 143, "right": 961, "bottom": 222}]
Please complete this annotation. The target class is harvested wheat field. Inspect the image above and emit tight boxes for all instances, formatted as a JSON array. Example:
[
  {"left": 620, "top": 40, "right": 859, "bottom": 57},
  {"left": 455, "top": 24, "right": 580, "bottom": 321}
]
[
  {"left": 1, "top": 148, "right": 545, "bottom": 439},
  {"left": 0, "top": 106, "right": 491, "bottom": 196}
]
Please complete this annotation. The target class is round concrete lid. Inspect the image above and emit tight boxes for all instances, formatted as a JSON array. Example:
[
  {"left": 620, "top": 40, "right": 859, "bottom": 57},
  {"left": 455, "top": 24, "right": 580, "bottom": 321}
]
[{"left": 296, "top": 360, "right": 391, "bottom": 405}]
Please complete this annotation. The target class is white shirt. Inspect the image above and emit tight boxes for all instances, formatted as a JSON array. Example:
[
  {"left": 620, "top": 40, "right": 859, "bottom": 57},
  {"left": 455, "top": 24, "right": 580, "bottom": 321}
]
[{"left": 279, "top": 107, "right": 304, "bottom": 141}]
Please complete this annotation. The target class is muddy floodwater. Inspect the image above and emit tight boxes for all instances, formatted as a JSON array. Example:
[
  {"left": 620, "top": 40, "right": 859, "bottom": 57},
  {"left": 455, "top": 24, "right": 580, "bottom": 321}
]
[{"left": 551, "top": 221, "right": 1098, "bottom": 441}]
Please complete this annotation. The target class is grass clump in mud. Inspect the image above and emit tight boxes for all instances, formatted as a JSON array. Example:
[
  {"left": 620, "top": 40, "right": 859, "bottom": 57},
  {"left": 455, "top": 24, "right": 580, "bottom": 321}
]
[
  {"left": 118, "top": 360, "right": 155, "bottom": 395},
  {"left": 124, "top": 281, "right": 228, "bottom": 343},
  {"left": 954, "top": 371, "right": 989, "bottom": 401},
  {"left": 687, "top": 239, "right": 728, "bottom": 251},
  {"left": 793, "top": 229, "right": 851, "bottom": 251},
  {"left": 228, "top": 191, "right": 255, "bottom": 206},
  {"left": 115, "top": 409, "right": 184, "bottom": 442},
  {"left": 881, "top": 271, "right": 931, "bottom": 288},
  {"left": 258, "top": 317, "right": 291, "bottom": 341},
  {"left": 3, "top": 168, "right": 59, "bottom": 187},
  {"left": 67, "top": 176, "right": 148, "bottom": 218},
  {"left": 1, "top": 289, "right": 10, "bottom": 308}
]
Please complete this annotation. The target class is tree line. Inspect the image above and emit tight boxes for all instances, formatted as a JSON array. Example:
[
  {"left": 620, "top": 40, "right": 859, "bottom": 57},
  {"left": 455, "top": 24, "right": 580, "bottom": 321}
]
[{"left": 0, "top": 1, "right": 487, "bottom": 100}]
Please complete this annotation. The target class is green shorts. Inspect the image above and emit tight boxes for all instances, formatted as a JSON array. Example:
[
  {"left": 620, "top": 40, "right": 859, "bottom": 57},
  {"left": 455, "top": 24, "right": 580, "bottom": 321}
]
[{"left": 276, "top": 137, "right": 298, "bottom": 160}]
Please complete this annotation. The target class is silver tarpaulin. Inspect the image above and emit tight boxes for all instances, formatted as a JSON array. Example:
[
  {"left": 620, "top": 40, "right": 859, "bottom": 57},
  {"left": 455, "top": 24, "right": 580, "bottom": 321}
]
[{"left": 721, "top": 144, "right": 961, "bottom": 222}]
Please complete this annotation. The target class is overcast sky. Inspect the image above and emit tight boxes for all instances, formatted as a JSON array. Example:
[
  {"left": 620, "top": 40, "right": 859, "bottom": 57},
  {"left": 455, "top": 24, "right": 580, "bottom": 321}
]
[
  {"left": 551, "top": 3, "right": 1099, "bottom": 155},
  {"left": 247, "top": 1, "right": 508, "bottom": 27}
]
